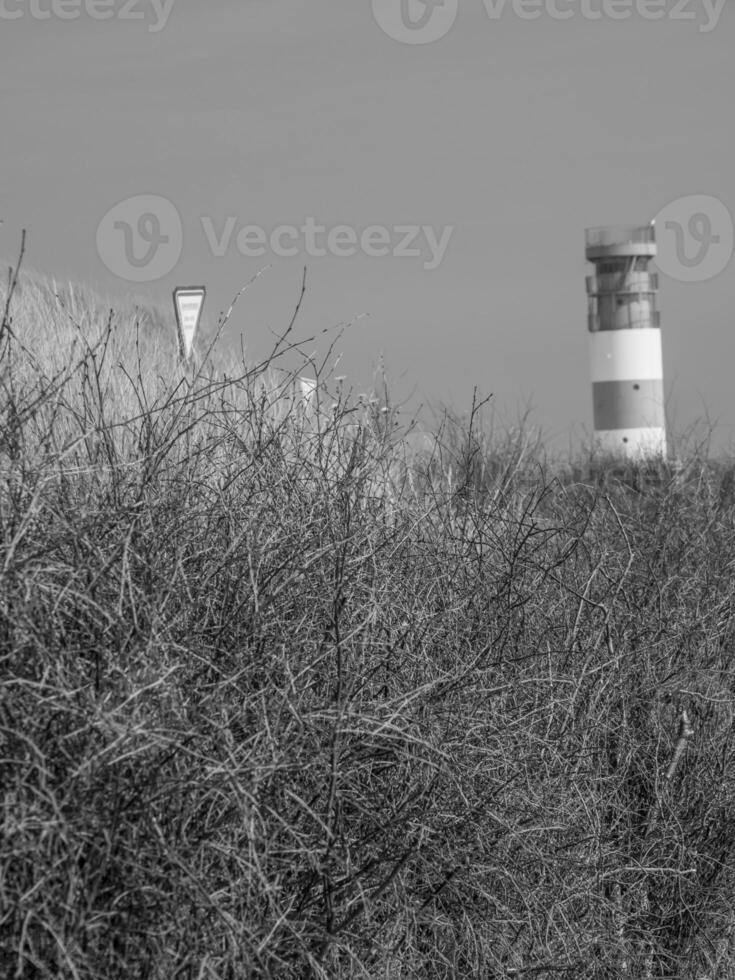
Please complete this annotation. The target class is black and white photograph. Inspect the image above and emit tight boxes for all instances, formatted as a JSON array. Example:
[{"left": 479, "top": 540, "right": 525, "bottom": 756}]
[{"left": 2, "top": 2, "right": 735, "bottom": 977}]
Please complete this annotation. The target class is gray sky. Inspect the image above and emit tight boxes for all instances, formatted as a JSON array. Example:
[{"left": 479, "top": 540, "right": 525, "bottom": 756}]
[{"left": 2, "top": 0, "right": 734, "bottom": 452}]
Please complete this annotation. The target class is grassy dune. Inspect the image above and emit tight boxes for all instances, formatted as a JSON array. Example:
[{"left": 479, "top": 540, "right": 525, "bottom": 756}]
[{"left": 2, "top": 260, "right": 735, "bottom": 979}]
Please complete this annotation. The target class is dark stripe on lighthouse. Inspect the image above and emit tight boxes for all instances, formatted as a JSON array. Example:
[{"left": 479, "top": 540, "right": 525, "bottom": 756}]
[{"left": 592, "top": 379, "right": 665, "bottom": 431}]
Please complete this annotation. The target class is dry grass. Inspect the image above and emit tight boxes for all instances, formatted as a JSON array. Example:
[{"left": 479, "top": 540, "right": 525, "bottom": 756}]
[{"left": 2, "top": 254, "right": 735, "bottom": 978}]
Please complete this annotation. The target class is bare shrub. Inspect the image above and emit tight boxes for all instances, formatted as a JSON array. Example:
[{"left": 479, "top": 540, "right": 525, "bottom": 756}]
[{"left": 2, "top": 248, "right": 735, "bottom": 978}]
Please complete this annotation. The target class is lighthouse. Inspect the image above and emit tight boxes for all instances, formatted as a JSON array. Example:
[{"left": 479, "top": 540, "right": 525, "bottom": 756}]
[{"left": 585, "top": 224, "right": 666, "bottom": 459}]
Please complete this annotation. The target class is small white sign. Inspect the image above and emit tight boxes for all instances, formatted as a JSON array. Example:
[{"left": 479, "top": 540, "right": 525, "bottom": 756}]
[{"left": 173, "top": 286, "right": 206, "bottom": 362}]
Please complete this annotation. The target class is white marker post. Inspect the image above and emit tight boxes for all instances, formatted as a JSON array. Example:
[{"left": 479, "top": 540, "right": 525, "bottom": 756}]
[{"left": 173, "top": 286, "right": 206, "bottom": 364}]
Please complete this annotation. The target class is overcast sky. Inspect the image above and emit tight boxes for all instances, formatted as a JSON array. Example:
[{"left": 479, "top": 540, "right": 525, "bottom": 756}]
[{"left": 2, "top": 0, "right": 734, "bottom": 452}]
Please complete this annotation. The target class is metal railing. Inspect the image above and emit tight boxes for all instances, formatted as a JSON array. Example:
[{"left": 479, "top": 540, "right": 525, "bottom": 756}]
[
  {"left": 585, "top": 225, "right": 655, "bottom": 248},
  {"left": 586, "top": 273, "right": 658, "bottom": 295},
  {"left": 588, "top": 310, "right": 661, "bottom": 331}
]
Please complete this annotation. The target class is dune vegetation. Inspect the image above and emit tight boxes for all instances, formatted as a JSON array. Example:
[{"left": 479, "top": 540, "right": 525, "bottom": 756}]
[{"left": 2, "top": 246, "right": 735, "bottom": 979}]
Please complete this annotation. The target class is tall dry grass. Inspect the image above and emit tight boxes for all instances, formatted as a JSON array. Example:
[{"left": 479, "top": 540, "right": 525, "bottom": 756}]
[{"left": 2, "top": 250, "right": 735, "bottom": 978}]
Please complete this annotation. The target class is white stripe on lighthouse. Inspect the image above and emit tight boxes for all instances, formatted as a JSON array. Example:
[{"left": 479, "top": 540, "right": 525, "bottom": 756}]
[
  {"left": 589, "top": 329, "right": 664, "bottom": 383},
  {"left": 593, "top": 427, "right": 666, "bottom": 457}
]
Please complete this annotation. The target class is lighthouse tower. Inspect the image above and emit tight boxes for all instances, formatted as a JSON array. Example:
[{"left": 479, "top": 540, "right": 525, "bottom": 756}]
[{"left": 585, "top": 224, "right": 666, "bottom": 459}]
